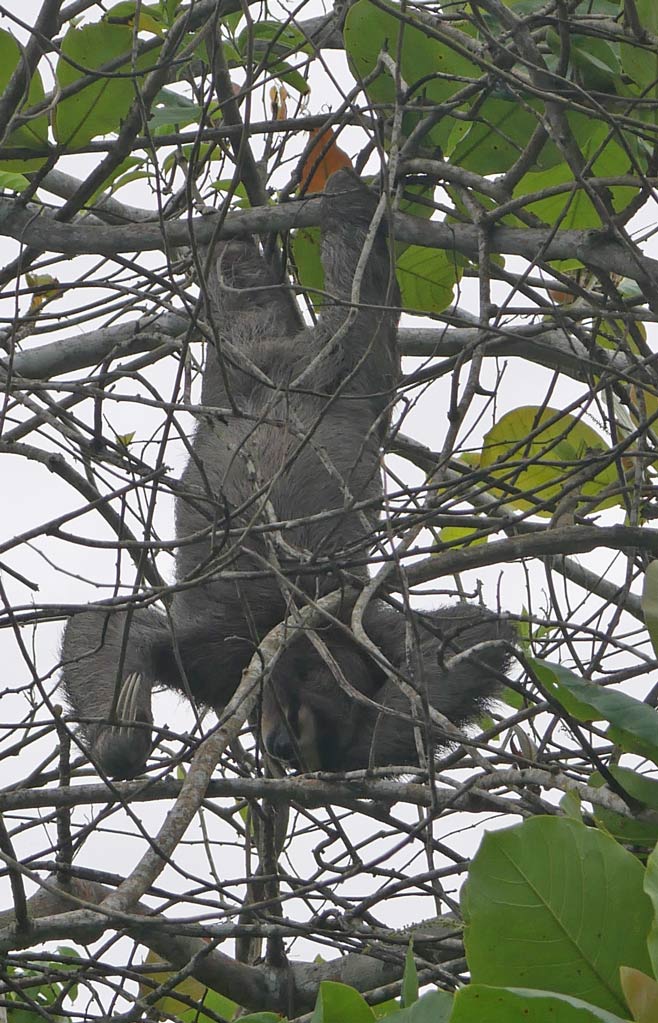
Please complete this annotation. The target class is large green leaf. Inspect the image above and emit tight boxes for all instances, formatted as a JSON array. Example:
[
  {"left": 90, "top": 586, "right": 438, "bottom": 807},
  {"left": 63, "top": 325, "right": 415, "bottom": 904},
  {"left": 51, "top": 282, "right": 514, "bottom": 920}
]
[
  {"left": 0, "top": 28, "right": 48, "bottom": 172},
  {"left": 513, "top": 120, "right": 635, "bottom": 234},
  {"left": 54, "top": 21, "right": 156, "bottom": 147},
  {"left": 452, "top": 985, "right": 631, "bottom": 1022},
  {"left": 446, "top": 96, "right": 547, "bottom": 175},
  {"left": 396, "top": 244, "right": 460, "bottom": 314},
  {"left": 462, "top": 816, "right": 652, "bottom": 1016},
  {"left": 480, "top": 406, "right": 621, "bottom": 517},
  {"left": 532, "top": 657, "right": 658, "bottom": 766},
  {"left": 311, "top": 982, "right": 375, "bottom": 1023},
  {"left": 344, "top": 0, "right": 480, "bottom": 151}
]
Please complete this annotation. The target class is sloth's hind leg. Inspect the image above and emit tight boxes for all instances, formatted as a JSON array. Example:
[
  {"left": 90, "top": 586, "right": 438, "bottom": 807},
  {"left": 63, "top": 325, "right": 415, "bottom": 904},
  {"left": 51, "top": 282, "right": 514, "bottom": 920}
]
[{"left": 60, "top": 607, "right": 166, "bottom": 778}]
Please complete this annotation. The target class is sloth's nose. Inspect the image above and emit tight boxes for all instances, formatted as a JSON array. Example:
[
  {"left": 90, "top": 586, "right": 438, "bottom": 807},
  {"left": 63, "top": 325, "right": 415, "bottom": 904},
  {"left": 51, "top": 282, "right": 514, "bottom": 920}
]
[{"left": 264, "top": 723, "right": 297, "bottom": 765}]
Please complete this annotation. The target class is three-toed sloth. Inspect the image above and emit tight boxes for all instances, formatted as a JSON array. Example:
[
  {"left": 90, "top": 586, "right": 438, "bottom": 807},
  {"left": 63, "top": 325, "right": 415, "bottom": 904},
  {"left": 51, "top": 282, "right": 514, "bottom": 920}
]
[{"left": 60, "top": 169, "right": 512, "bottom": 779}]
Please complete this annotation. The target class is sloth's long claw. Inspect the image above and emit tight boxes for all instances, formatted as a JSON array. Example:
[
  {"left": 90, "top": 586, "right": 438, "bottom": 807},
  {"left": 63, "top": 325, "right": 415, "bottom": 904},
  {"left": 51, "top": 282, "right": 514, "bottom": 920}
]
[
  {"left": 93, "top": 672, "right": 153, "bottom": 779},
  {"left": 115, "top": 671, "right": 142, "bottom": 736}
]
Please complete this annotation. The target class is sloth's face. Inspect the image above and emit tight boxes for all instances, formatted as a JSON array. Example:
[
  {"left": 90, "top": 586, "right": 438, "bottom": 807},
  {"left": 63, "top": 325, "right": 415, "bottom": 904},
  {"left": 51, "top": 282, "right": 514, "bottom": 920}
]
[{"left": 260, "top": 632, "right": 379, "bottom": 772}]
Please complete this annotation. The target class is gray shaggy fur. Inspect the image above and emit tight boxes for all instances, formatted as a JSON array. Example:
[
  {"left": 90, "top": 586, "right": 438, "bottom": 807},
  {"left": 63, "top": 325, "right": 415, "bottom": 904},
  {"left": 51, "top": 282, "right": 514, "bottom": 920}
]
[{"left": 60, "top": 170, "right": 511, "bottom": 778}]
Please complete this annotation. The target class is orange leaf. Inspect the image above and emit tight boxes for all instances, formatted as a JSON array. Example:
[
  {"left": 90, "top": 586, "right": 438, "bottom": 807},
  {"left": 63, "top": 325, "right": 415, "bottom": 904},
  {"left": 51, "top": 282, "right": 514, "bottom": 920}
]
[
  {"left": 299, "top": 127, "right": 353, "bottom": 194},
  {"left": 620, "top": 966, "right": 658, "bottom": 1022}
]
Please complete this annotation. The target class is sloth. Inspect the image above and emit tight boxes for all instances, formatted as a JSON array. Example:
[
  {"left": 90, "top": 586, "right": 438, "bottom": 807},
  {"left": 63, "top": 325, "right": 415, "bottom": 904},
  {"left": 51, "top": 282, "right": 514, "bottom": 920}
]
[
  {"left": 60, "top": 169, "right": 512, "bottom": 779},
  {"left": 261, "top": 603, "right": 512, "bottom": 772}
]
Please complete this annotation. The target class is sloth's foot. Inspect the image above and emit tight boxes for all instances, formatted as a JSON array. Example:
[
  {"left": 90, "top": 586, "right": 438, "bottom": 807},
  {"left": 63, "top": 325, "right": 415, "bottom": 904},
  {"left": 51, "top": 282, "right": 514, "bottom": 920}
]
[{"left": 93, "top": 672, "right": 153, "bottom": 779}]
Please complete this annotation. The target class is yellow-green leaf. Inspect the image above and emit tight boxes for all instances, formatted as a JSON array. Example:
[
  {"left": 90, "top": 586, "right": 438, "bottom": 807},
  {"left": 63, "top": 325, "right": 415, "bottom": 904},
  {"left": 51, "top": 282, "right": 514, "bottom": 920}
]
[{"left": 480, "top": 406, "right": 621, "bottom": 517}]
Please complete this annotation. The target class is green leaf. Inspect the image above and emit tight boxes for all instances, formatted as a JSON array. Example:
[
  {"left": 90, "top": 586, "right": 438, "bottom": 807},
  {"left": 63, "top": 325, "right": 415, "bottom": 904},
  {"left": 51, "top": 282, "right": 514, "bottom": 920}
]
[
  {"left": 401, "top": 941, "right": 418, "bottom": 1007},
  {"left": 396, "top": 245, "right": 460, "bottom": 314},
  {"left": 531, "top": 657, "right": 613, "bottom": 720},
  {"left": 292, "top": 226, "right": 324, "bottom": 309},
  {"left": 398, "top": 179, "right": 437, "bottom": 221},
  {"left": 512, "top": 119, "right": 635, "bottom": 236},
  {"left": 160, "top": 0, "right": 182, "bottom": 27},
  {"left": 233, "top": 21, "right": 312, "bottom": 91},
  {"left": 83, "top": 154, "right": 144, "bottom": 198},
  {"left": 163, "top": 143, "right": 225, "bottom": 175},
  {"left": 0, "top": 28, "right": 49, "bottom": 172},
  {"left": 571, "top": 35, "right": 620, "bottom": 89},
  {"left": 545, "top": 28, "right": 620, "bottom": 91},
  {"left": 405, "top": 990, "right": 452, "bottom": 1022},
  {"left": 452, "top": 985, "right": 632, "bottom": 1022},
  {"left": 141, "top": 950, "right": 238, "bottom": 1021},
  {"left": 148, "top": 88, "right": 204, "bottom": 131},
  {"left": 263, "top": 60, "right": 310, "bottom": 96},
  {"left": 344, "top": 0, "right": 480, "bottom": 151},
  {"left": 603, "top": 765, "right": 658, "bottom": 810},
  {"left": 210, "top": 178, "right": 249, "bottom": 197},
  {"left": 239, "top": 1014, "right": 285, "bottom": 1023},
  {"left": 531, "top": 657, "right": 658, "bottom": 765},
  {"left": 590, "top": 767, "right": 658, "bottom": 848},
  {"left": 237, "top": 20, "right": 312, "bottom": 59},
  {"left": 373, "top": 997, "right": 403, "bottom": 1019},
  {"left": 560, "top": 789, "right": 583, "bottom": 821},
  {"left": 446, "top": 96, "right": 549, "bottom": 175},
  {"left": 54, "top": 21, "right": 156, "bottom": 147},
  {"left": 0, "top": 169, "right": 29, "bottom": 190},
  {"left": 499, "top": 684, "right": 525, "bottom": 711},
  {"left": 104, "top": 0, "right": 165, "bottom": 35},
  {"left": 644, "top": 843, "right": 658, "bottom": 984},
  {"left": 311, "top": 982, "right": 375, "bottom": 1023},
  {"left": 480, "top": 406, "right": 620, "bottom": 517},
  {"left": 222, "top": 9, "right": 243, "bottom": 36},
  {"left": 642, "top": 561, "right": 658, "bottom": 658},
  {"left": 573, "top": 0, "right": 620, "bottom": 14},
  {"left": 621, "top": 0, "right": 658, "bottom": 92},
  {"left": 383, "top": 990, "right": 453, "bottom": 1022},
  {"left": 462, "top": 816, "right": 652, "bottom": 1016},
  {"left": 3, "top": 957, "right": 78, "bottom": 1023}
]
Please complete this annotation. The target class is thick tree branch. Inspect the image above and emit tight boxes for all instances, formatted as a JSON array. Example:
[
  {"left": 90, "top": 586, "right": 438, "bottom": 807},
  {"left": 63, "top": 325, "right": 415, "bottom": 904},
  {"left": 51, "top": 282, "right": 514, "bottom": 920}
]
[
  {"left": 0, "top": 874, "right": 465, "bottom": 1013},
  {"left": 2, "top": 198, "right": 657, "bottom": 287},
  {"left": 404, "top": 523, "right": 658, "bottom": 587},
  {"left": 6, "top": 318, "right": 621, "bottom": 383}
]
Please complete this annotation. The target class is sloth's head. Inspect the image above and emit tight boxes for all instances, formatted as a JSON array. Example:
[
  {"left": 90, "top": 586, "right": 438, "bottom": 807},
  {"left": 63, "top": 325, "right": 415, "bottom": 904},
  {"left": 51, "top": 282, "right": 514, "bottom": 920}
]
[{"left": 260, "top": 630, "right": 383, "bottom": 772}]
